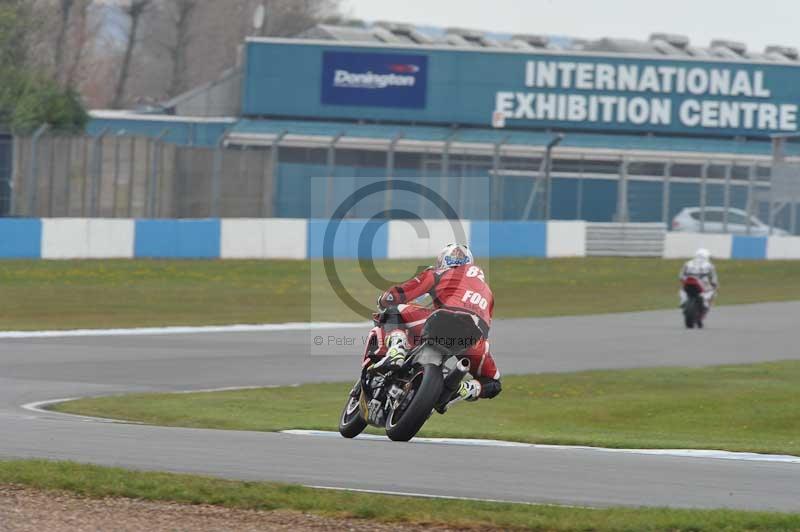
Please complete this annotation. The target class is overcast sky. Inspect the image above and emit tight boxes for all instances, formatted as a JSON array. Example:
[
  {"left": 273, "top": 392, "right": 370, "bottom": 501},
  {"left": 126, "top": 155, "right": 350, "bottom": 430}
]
[{"left": 344, "top": 0, "right": 797, "bottom": 52}]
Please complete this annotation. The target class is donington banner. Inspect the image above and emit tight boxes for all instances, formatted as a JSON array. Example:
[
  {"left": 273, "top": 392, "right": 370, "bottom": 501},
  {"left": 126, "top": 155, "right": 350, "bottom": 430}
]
[{"left": 320, "top": 51, "right": 428, "bottom": 109}]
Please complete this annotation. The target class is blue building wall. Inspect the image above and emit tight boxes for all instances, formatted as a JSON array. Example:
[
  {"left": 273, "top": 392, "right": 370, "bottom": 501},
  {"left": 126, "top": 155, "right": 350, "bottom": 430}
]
[
  {"left": 78, "top": 38, "right": 800, "bottom": 227},
  {"left": 270, "top": 161, "right": 768, "bottom": 224},
  {"left": 244, "top": 40, "right": 800, "bottom": 138}
]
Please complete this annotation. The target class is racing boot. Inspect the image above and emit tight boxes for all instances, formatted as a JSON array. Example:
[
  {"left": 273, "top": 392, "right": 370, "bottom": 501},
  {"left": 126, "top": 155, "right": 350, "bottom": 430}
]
[
  {"left": 369, "top": 330, "right": 408, "bottom": 374},
  {"left": 437, "top": 379, "right": 482, "bottom": 413},
  {"left": 456, "top": 379, "right": 481, "bottom": 402}
]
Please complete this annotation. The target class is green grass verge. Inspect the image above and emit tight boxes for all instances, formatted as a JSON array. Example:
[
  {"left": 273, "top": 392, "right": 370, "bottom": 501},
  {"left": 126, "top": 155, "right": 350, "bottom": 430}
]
[
  {"left": 2, "top": 258, "right": 800, "bottom": 330},
  {"left": 0, "top": 460, "right": 797, "bottom": 531},
  {"left": 55, "top": 361, "right": 800, "bottom": 456}
]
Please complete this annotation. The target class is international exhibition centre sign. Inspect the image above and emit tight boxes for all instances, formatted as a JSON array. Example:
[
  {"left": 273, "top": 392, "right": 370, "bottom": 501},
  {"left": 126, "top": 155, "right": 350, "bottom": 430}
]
[
  {"left": 243, "top": 40, "right": 800, "bottom": 137},
  {"left": 495, "top": 60, "right": 795, "bottom": 133}
]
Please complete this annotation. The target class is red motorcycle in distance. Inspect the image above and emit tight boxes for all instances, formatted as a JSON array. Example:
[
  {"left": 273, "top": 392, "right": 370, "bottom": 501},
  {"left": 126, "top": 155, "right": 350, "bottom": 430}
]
[{"left": 681, "top": 276, "right": 706, "bottom": 329}]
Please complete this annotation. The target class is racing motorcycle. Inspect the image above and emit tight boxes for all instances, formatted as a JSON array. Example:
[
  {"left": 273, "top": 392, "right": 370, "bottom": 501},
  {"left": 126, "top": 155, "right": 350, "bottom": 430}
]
[
  {"left": 681, "top": 276, "right": 706, "bottom": 329},
  {"left": 338, "top": 306, "right": 481, "bottom": 442}
]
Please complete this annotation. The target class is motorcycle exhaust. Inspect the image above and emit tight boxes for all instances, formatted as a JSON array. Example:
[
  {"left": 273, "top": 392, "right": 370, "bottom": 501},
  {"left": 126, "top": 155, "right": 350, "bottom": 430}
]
[
  {"left": 433, "top": 358, "right": 473, "bottom": 415},
  {"left": 443, "top": 357, "right": 471, "bottom": 391}
]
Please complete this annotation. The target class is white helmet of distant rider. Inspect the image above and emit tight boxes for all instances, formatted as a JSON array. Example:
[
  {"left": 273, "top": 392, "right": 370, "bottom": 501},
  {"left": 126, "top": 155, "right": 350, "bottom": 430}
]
[
  {"left": 695, "top": 248, "right": 711, "bottom": 262},
  {"left": 435, "top": 243, "right": 474, "bottom": 270}
]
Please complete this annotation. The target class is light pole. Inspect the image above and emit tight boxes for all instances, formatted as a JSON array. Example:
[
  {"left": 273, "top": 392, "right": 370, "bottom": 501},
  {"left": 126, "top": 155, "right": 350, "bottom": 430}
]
[
  {"left": 252, "top": 1, "right": 269, "bottom": 37},
  {"left": 543, "top": 133, "right": 564, "bottom": 220}
]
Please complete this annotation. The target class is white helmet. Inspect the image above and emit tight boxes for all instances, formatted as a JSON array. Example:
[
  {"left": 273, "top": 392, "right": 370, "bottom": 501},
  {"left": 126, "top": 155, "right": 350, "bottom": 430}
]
[
  {"left": 695, "top": 248, "right": 711, "bottom": 261},
  {"left": 435, "top": 243, "right": 473, "bottom": 270}
]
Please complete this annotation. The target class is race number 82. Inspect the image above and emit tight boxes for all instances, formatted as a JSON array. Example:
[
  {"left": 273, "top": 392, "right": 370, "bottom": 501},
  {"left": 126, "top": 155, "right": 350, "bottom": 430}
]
[{"left": 466, "top": 266, "right": 485, "bottom": 282}]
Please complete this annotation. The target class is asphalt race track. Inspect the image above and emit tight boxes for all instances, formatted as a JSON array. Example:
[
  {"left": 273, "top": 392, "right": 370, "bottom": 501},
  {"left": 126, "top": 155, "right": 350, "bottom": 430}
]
[{"left": 2, "top": 302, "right": 800, "bottom": 511}]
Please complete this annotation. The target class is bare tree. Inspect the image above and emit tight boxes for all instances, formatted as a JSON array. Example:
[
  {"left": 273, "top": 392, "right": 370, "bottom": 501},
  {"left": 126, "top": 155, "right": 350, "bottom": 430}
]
[
  {"left": 64, "top": 0, "right": 96, "bottom": 88},
  {"left": 165, "top": 0, "right": 198, "bottom": 97},
  {"left": 53, "top": 0, "right": 75, "bottom": 84},
  {"left": 184, "top": 0, "right": 340, "bottom": 88},
  {"left": 79, "top": 49, "right": 121, "bottom": 108},
  {"left": 124, "top": 0, "right": 339, "bottom": 106},
  {"left": 111, "top": 0, "right": 152, "bottom": 109},
  {"left": 143, "top": 0, "right": 202, "bottom": 99},
  {"left": 57, "top": 1, "right": 94, "bottom": 84},
  {"left": 25, "top": 0, "right": 102, "bottom": 98},
  {"left": 255, "top": 0, "right": 340, "bottom": 37}
]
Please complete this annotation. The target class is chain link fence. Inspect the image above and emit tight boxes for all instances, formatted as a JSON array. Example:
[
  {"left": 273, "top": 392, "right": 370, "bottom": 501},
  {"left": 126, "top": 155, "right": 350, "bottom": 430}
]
[
  {"left": 771, "top": 162, "right": 800, "bottom": 234},
  {"left": 12, "top": 133, "right": 171, "bottom": 218},
  {"left": 9, "top": 132, "right": 277, "bottom": 219},
  {"left": 0, "top": 134, "right": 11, "bottom": 216},
  {"left": 5, "top": 131, "right": 798, "bottom": 236}
]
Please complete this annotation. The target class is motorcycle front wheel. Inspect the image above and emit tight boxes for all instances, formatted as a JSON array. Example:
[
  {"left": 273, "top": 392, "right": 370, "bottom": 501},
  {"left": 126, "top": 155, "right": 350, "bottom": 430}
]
[
  {"left": 338, "top": 380, "right": 368, "bottom": 438},
  {"left": 385, "top": 364, "right": 443, "bottom": 442}
]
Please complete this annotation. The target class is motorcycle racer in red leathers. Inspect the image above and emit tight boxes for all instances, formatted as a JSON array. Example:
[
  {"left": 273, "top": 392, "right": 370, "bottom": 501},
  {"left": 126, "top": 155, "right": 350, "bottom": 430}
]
[{"left": 370, "top": 243, "right": 502, "bottom": 405}]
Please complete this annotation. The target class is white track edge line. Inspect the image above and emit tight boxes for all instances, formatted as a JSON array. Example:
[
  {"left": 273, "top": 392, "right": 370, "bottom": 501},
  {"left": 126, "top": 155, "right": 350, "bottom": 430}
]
[
  {"left": 20, "top": 385, "right": 299, "bottom": 423},
  {"left": 283, "top": 430, "right": 800, "bottom": 465},
  {"left": 304, "top": 485, "right": 596, "bottom": 509},
  {"left": 21, "top": 397, "right": 144, "bottom": 424},
  {"left": 24, "top": 397, "right": 800, "bottom": 467},
  {"left": 20, "top": 384, "right": 300, "bottom": 426},
  {"left": 0, "top": 322, "right": 370, "bottom": 339}
]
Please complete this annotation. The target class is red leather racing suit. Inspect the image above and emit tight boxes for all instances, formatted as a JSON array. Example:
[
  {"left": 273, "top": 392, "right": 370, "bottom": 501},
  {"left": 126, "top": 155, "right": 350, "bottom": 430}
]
[{"left": 378, "top": 265, "right": 500, "bottom": 385}]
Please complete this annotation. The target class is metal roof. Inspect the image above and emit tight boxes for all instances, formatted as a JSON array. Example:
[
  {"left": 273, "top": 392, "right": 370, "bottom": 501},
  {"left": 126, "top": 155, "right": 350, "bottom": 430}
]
[
  {"left": 226, "top": 118, "right": 784, "bottom": 161},
  {"left": 298, "top": 23, "right": 800, "bottom": 63}
]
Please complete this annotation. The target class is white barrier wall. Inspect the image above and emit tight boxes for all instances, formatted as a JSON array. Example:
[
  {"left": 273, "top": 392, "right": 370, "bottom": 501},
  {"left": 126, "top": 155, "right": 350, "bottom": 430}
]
[
  {"left": 221, "top": 219, "right": 264, "bottom": 258},
  {"left": 663, "top": 233, "right": 733, "bottom": 259},
  {"left": 767, "top": 236, "right": 800, "bottom": 259},
  {"left": 220, "top": 219, "right": 307, "bottom": 259},
  {"left": 387, "top": 220, "right": 471, "bottom": 259},
  {"left": 88, "top": 219, "right": 136, "bottom": 258},
  {"left": 547, "top": 221, "right": 587, "bottom": 257},
  {"left": 41, "top": 219, "right": 90, "bottom": 259},
  {"left": 22, "top": 219, "right": 800, "bottom": 261},
  {"left": 42, "top": 219, "right": 135, "bottom": 259},
  {"left": 263, "top": 219, "right": 307, "bottom": 259}
]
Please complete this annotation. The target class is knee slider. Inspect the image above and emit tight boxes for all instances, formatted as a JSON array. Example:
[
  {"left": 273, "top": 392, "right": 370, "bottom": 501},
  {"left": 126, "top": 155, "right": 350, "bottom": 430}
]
[{"left": 477, "top": 378, "right": 502, "bottom": 399}]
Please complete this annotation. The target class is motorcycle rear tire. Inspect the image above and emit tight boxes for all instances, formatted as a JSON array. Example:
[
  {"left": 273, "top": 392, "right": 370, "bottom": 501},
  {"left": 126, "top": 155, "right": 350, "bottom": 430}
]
[
  {"left": 684, "top": 298, "right": 701, "bottom": 329},
  {"left": 385, "top": 364, "right": 443, "bottom": 442}
]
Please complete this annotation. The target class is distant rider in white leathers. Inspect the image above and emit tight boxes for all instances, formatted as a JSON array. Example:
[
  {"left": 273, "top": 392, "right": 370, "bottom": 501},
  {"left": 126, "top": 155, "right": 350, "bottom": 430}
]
[{"left": 679, "top": 248, "right": 719, "bottom": 310}]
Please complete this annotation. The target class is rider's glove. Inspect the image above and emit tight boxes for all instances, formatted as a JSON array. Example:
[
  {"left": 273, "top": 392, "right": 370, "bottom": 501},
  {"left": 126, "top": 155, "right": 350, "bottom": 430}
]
[{"left": 377, "top": 289, "right": 397, "bottom": 310}]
